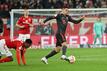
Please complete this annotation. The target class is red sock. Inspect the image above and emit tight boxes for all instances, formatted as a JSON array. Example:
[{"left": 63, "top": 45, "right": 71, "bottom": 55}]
[{"left": 0, "top": 57, "right": 13, "bottom": 63}]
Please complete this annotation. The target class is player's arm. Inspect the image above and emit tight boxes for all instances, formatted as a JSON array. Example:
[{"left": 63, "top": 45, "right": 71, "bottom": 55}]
[
  {"left": 21, "top": 48, "right": 26, "bottom": 65},
  {"left": 15, "top": 17, "right": 25, "bottom": 28},
  {"left": 44, "top": 16, "right": 56, "bottom": 23},
  {"left": 25, "top": 17, "right": 33, "bottom": 27},
  {"left": 16, "top": 47, "right": 21, "bottom": 65},
  {"left": 68, "top": 16, "right": 84, "bottom": 24}
]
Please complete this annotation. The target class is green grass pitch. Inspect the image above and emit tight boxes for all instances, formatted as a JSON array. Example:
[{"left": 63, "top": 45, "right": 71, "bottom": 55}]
[{"left": 0, "top": 48, "right": 107, "bottom": 71}]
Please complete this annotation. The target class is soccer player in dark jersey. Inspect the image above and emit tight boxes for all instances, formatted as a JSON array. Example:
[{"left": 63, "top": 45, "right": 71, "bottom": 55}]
[
  {"left": 0, "top": 39, "right": 32, "bottom": 65},
  {"left": 41, "top": 7, "right": 84, "bottom": 64}
]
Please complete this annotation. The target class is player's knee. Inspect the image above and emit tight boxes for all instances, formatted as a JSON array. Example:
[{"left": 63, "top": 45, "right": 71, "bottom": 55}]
[
  {"left": 62, "top": 42, "right": 67, "bottom": 46},
  {"left": 8, "top": 56, "right": 13, "bottom": 61},
  {"left": 54, "top": 47, "right": 61, "bottom": 53}
]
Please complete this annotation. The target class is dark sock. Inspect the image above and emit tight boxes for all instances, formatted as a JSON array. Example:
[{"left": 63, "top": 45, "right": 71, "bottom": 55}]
[
  {"left": 62, "top": 46, "right": 67, "bottom": 55},
  {"left": 0, "top": 56, "right": 1, "bottom": 59},
  {"left": 45, "top": 50, "right": 58, "bottom": 59}
]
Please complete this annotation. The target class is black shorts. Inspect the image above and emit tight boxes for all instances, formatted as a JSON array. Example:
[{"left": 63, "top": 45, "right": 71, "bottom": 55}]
[{"left": 55, "top": 33, "right": 66, "bottom": 47}]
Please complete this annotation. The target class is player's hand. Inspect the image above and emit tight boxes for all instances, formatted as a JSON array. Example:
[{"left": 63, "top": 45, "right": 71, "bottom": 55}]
[
  {"left": 20, "top": 25, "right": 25, "bottom": 28},
  {"left": 81, "top": 15, "right": 85, "bottom": 19},
  {"left": 40, "top": 22, "right": 45, "bottom": 26}
]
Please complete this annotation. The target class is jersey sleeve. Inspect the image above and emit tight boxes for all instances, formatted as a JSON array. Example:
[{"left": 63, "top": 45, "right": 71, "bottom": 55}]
[
  {"left": 43, "top": 15, "right": 57, "bottom": 23},
  {"left": 68, "top": 16, "right": 83, "bottom": 24}
]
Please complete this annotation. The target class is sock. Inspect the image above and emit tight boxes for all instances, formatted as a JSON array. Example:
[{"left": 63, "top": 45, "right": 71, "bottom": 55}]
[
  {"left": 94, "top": 37, "right": 97, "bottom": 44},
  {"left": 0, "top": 56, "right": 1, "bottom": 59},
  {"left": 0, "top": 52, "right": 1, "bottom": 59},
  {"left": 45, "top": 50, "right": 58, "bottom": 59},
  {"left": 0, "top": 56, "right": 13, "bottom": 63},
  {"left": 62, "top": 46, "right": 67, "bottom": 55}
]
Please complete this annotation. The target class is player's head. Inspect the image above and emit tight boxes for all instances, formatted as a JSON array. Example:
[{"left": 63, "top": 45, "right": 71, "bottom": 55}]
[
  {"left": 97, "top": 15, "right": 101, "bottom": 22},
  {"left": 24, "top": 9, "right": 29, "bottom": 17},
  {"left": 61, "top": 6, "right": 69, "bottom": 15},
  {"left": 23, "top": 7, "right": 29, "bottom": 17},
  {"left": 23, "top": 39, "right": 32, "bottom": 48}
]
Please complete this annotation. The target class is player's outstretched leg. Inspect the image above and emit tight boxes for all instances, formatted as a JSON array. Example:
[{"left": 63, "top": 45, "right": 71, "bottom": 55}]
[
  {"left": 0, "top": 56, "right": 13, "bottom": 63},
  {"left": 41, "top": 48, "right": 59, "bottom": 64}
]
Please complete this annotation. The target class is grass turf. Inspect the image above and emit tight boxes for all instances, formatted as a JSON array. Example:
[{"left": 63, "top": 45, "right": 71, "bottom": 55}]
[{"left": 0, "top": 48, "right": 107, "bottom": 71}]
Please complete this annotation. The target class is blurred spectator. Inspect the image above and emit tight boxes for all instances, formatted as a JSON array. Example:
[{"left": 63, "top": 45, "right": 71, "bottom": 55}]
[
  {"left": 42, "top": 0, "right": 53, "bottom": 9},
  {"left": 52, "top": 0, "right": 63, "bottom": 8},
  {"left": 43, "top": 23, "right": 54, "bottom": 35},
  {"left": 0, "top": 0, "right": 107, "bottom": 10},
  {"left": 36, "top": 23, "right": 44, "bottom": 35},
  {"left": 85, "top": 0, "right": 94, "bottom": 8},
  {"left": 12, "top": 0, "right": 21, "bottom": 9},
  {"left": 100, "top": 0, "right": 107, "bottom": 8}
]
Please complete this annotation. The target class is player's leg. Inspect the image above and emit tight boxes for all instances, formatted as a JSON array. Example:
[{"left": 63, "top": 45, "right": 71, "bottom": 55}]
[
  {"left": 41, "top": 33, "right": 62, "bottom": 64},
  {"left": 98, "top": 34, "right": 102, "bottom": 45},
  {"left": 41, "top": 46, "right": 61, "bottom": 64},
  {"left": 0, "top": 52, "right": 2, "bottom": 59},
  {"left": 61, "top": 42, "right": 70, "bottom": 63},
  {"left": 94, "top": 35, "right": 97, "bottom": 44},
  {"left": 61, "top": 42, "right": 67, "bottom": 59},
  {"left": 58, "top": 33, "right": 68, "bottom": 59},
  {"left": 0, "top": 45, "right": 13, "bottom": 63}
]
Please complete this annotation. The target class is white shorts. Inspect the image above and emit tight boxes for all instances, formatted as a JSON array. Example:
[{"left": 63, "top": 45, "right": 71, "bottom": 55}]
[
  {"left": 0, "top": 39, "right": 12, "bottom": 56},
  {"left": 17, "top": 34, "right": 30, "bottom": 42}
]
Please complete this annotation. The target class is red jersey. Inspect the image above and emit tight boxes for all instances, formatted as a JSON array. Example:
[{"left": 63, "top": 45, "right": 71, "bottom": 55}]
[
  {"left": 5, "top": 39, "right": 26, "bottom": 65},
  {"left": 6, "top": 39, "right": 23, "bottom": 49},
  {"left": 17, "top": 16, "right": 32, "bottom": 34}
]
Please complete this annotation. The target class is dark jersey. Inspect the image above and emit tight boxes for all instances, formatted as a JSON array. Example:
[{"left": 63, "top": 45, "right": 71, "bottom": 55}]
[{"left": 44, "top": 13, "right": 83, "bottom": 34}]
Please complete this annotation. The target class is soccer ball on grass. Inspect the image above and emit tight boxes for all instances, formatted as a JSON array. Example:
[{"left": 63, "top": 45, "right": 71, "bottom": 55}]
[{"left": 68, "top": 55, "right": 76, "bottom": 64}]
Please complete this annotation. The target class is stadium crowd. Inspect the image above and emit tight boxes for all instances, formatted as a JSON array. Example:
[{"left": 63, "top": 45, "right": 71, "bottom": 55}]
[
  {"left": 0, "top": 0, "right": 107, "bottom": 11},
  {"left": 0, "top": 0, "right": 106, "bottom": 17}
]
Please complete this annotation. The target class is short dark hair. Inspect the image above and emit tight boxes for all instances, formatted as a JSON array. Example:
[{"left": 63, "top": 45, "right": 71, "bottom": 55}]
[
  {"left": 25, "top": 39, "right": 32, "bottom": 45},
  {"left": 61, "top": 5, "right": 69, "bottom": 9},
  {"left": 22, "top": 4, "right": 29, "bottom": 9}
]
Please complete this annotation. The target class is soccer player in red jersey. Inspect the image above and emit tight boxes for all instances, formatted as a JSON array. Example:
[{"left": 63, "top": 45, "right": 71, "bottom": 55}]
[
  {"left": 0, "top": 39, "right": 32, "bottom": 65},
  {"left": 16, "top": 8, "right": 33, "bottom": 41}
]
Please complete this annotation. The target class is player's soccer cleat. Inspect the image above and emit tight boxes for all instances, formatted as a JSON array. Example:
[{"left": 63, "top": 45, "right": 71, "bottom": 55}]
[
  {"left": 41, "top": 57, "right": 48, "bottom": 64},
  {"left": 61, "top": 55, "right": 70, "bottom": 63},
  {"left": 61, "top": 55, "right": 67, "bottom": 60}
]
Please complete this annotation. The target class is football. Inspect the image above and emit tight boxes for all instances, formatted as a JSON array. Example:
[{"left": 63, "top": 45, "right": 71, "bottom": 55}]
[{"left": 68, "top": 55, "right": 76, "bottom": 64}]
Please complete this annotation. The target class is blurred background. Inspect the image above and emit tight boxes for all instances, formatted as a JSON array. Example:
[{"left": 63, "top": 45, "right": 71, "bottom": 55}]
[{"left": 0, "top": 0, "right": 107, "bottom": 48}]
